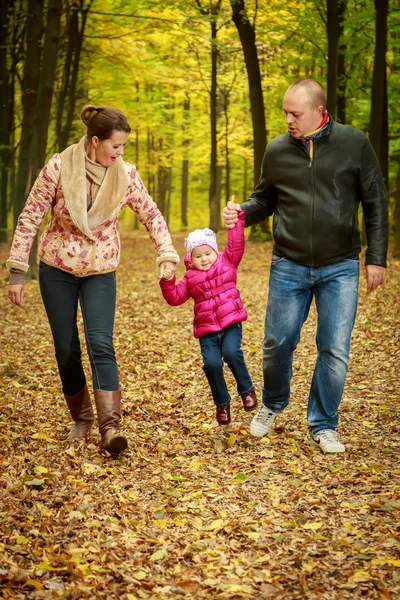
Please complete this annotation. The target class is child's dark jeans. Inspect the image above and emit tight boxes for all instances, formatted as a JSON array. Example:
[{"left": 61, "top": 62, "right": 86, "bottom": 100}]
[{"left": 199, "top": 323, "right": 253, "bottom": 407}]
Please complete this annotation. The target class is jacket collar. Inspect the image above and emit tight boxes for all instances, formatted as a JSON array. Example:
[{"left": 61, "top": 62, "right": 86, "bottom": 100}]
[
  {"left": 289, "top": 114, "right": 334, "bottom": 145},
  {"left": 60, "top": 136, "right": 129, "bottom": 239}
]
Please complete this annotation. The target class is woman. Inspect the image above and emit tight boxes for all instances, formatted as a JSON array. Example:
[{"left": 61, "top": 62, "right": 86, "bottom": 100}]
[{"left": 7, "top": 105, "right": 178, "bottom": 454}]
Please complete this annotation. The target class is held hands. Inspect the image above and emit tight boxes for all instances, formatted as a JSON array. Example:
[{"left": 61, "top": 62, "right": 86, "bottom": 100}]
[
  {"left": 222, "top": 196, "right": 241, "bottom": 229},
  {"left": 8, "top": 284, "right": 25, "bottom": 308},
  {"left": 159, "top": 261, "right": 177, "bottom": 281},
  {"left": 365, "top": 265, "right": 385, "bottom": 292}
]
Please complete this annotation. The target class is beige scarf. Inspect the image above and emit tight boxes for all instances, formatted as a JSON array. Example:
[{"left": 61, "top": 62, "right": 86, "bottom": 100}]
[
  {"left": 60, "top": 136, "right": 129, "bottom": 239},
  {"left": 85, "top": 154, "right": 107, "bottom": 209}
]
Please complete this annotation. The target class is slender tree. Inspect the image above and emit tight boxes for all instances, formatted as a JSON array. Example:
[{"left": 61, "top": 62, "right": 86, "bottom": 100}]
[
  {"left": 394, "top": 153, "right": 400, "bottom": 258},
  {"left": 195, "top": 0, "right": 222, "bottom": 232},
  {"left": 0, "top": 0, "right": 12, "bottom": 242},
  {"left": 230, "top": 0, "right": 270, "bottom": 238},
  {"left": 369, "top": 0, "right": 389, "bottom": 188},
  {"left": 336, "top": 1, "right": 347, "bottom": 123},
  {"left": 230, "top": 0, "right": 266, "bottom": 188},
  {"left": 56, "top": 0, "right": 92, "bottom": 151},
  {"left": 13, "top": 0, "right": 43, "bottom": 225},
  {"left": 181, "top": 94, "right": 190, "bottom": 229},
  {"left": 31, "top": 0, "right": 62, "bottom": 177}
]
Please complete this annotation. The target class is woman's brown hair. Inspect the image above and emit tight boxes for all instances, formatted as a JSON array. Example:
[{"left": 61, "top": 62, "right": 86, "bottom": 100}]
[{"left": 80, "top": 105, "right": 131, "bottom": 140}]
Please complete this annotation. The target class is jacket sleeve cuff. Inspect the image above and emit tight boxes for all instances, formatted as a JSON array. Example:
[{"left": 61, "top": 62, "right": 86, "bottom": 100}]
[
  {"left": 6, "top": 259, "right": 30, "bottom": 273},
  {"left": 156, "top": 252, "right": 180, "bottom": 267}
]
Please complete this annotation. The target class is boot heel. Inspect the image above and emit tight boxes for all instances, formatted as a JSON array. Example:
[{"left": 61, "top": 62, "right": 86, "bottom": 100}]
[
  {"left": 94, "top": 390, "right": 128, "bottom": 455},
  {"left": 104, "top": 431, "right": 128, "bottom": 454}
]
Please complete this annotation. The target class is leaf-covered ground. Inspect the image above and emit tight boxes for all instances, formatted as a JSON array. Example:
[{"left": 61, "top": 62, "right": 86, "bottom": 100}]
[{"left": 1, "top": 228, "right": 399, "bottom": 600}]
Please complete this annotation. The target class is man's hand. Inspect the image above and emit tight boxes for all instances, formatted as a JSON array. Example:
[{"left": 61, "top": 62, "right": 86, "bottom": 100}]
[
  {"left": 8, "top": 284, "right": 25, "bottom": 308},
  {"left": 365, "top": 265, "right": 386, "bottom": 292},
  {"left": 159, "top": 261, "right": 177, "bottom": 281},
  {"left": 222, "top": 200, "right": 241, "bottom": 229}
]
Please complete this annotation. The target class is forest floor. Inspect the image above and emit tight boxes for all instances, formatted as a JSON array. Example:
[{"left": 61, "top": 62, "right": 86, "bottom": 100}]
[{"left": 0, "top": 228, "right": 399, "bottom": 600}]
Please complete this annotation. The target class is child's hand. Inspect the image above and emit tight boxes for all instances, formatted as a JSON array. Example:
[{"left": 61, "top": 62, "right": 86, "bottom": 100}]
[
  {"left": 159, "top": 261, "right": 176, "bottom": 280},
  {"left": 223, "top": 197, "right": 240, "bottom": 229}
]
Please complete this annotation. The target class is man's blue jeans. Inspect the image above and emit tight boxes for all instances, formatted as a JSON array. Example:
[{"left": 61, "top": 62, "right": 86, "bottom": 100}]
[
  {"left": 199, "top": 323, "right": 254, "bottom": 407},
  {"left": 263, "top": 255, "right": 359, "bottom": 436}
]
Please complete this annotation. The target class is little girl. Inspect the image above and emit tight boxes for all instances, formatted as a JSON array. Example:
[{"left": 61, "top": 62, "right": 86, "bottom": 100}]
[{"left": 160, "top": 207, "right": 257, "bottom": 425}]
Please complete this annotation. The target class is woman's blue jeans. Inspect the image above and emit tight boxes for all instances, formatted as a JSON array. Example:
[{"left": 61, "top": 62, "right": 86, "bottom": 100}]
[
  {"left": 199, "top": 323, "right": 254, "bottom": 407},
  {"left": 39, "top": 262, "right": 118, "bottom": 396},
  {"left": 263, "top": 255, "right": 359, "bottom": 436}
]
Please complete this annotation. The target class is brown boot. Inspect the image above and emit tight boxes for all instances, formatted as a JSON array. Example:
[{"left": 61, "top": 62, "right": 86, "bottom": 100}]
[
  {"left": 64, "top": 384, "right": 94, "bottom": 440},
  {"left": 94, "top": 390, "right": 128, "bottom": 454}
]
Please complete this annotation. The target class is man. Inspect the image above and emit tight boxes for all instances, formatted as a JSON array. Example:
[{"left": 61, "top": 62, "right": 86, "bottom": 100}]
[{"left": 223, "top": 78, "right": 388, "bottom": 454}]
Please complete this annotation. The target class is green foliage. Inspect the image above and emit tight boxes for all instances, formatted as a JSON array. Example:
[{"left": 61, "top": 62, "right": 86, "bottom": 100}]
[{"left": 5, "top": 0, "right": 400, "bottom": 232}]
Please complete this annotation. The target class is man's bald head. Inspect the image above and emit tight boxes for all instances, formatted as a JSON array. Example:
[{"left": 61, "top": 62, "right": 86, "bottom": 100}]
[
  {"left": 286, "top": 79, "right": 327, "bottom": 110},
  {"left": 282, "top": 79, "right": 327, "bottom": 138}
]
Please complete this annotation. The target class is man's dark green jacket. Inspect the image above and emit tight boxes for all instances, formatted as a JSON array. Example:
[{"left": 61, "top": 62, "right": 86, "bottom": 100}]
[{"left": 242, "top": 120, "right": 388, "bottom": 267}]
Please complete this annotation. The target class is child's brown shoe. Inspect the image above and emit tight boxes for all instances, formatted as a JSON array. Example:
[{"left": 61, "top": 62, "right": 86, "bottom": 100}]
[
  {"left": 216, "top": 404, "right": 231, "bottom": 425},
  {"left": 241, "top": 390, "right": 258, "bottom": 412}
]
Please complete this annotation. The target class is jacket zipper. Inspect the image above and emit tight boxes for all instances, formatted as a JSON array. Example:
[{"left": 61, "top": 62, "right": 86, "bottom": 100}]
[
  {"left": 310, "top": 150, "right": 315, "bottom": 266},
  {"left": 289, "top": 136, "right": 326, "bottom": 267}
]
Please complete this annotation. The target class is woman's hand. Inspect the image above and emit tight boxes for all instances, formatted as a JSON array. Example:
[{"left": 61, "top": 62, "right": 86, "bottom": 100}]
[
  {"left": 8, "top": 284, "right": 25, "bottom": 308},
  {"left": 159, "top": 261, "right": 177, "bottom": 281}
]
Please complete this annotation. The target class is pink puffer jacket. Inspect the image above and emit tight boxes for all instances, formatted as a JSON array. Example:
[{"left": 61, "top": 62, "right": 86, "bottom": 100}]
[{"left": 160, "top": 211, "right": 247, "bottom": 338}]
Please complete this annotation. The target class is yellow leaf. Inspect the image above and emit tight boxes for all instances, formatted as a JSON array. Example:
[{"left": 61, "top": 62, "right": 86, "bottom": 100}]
[
  {"left": 246, "top": 532, "right": 261, "bottom": 539},
  {"left": 192, "top": 517, "right": 203, "bottom": 529},
  {"left": 30, "top": 433, "right": 56, "bottom": 443},
  {"left": 227, "top": 433, "right": 236, "bottom": 446},
  {"left": 15, "top": 535, "right": 30, "bottom": 545},
  {"left": 207, "top": 519, "right": 224, "bottom": 531},
  {"left": 82, "top": 463, "right": 99, "bottom": 475},
  {"left": 189, "top": 459, "right": 203, "bottom": 469},
  {"left": 26, "top": 579, "right": 44, "bottom": 590},
  {"left": 372, "top": 558, "right": 400, "bottom": 567},
  {"left": 132, "top": 571, "right": 147, "bottom": 580},
  {"left": 150, "top": 548, "right": 167, "bottom": 561},
  {"left": 302, "top": 522, "right": 323, "bottom": 530},
  {"left": 34, "top": 465, "right": 48, "bottom": 474},
  {"left": 154, "top": 519, "right": 167, "bottom": 528},
  {"left": 350, "top": 570, "right": 371, "bottom": 583}
]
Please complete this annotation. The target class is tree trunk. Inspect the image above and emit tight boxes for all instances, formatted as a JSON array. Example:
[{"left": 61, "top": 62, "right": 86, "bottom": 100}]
[
  {"left": 369, "top": 0, "right": 389, "bottom": 189},
  {"left": 220, "top": 90, "right": 231, "bottom": 205},
  {"left": 209, "top": 18, "right": 220, "bottom": 232},
  {"left": 0, "top": 0, "right": 12, "bottom": 242},
  {"left": 230, "top": 0, "right": 270, "bottom": 239},
  {"left": 32, "top": 0, "right": 61, "bottom": 175},
  {"left": 55, "top": 4, "right": 76, "bottom": 151},
  {"left": 230, "top": 0, "right": 266, "bottom": 188},
  {"left": 336, "top": 1, "right": 347, "bottom": 123},
  {"left": 394, "top": 156, "right": 400, "bottom": 259},
  {"left": 60, "top": 3, "right": 89, "bottom": 149},
  {"left": 14, "top": 0, "right": 43, "bottom": 226},
  {"left": 242, "top": 158, "right": 248, "bottom": 204},
  {"left": 326, "top": 0, "right": 339, "bottom": 118},
  {"left": 26, "top": 0, "right": 61, "bottom": 279},
  {"left": 55, "top": 1, "right": 90, "bottom": 152},
  {"left": 181, "top": 94, "right": 190, "bottom": 229}
]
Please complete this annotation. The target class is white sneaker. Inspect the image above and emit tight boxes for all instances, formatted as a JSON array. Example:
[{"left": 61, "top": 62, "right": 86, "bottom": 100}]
[
  {"left": 250, "top": 404, "right": 277, "bottom": 438},
  {"left": 312, "top": 429, "right": 346, "bottom": 454}
]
